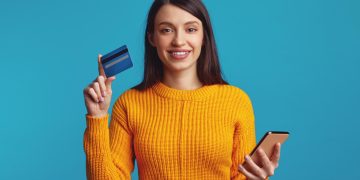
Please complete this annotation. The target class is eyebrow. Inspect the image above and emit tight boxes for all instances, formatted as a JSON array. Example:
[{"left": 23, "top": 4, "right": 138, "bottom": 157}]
[{"left": 158, "top": 21, "right": 200, "bottom": 26}]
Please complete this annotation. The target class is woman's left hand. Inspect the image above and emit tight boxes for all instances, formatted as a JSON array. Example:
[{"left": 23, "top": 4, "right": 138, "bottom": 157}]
[{"left": 238, "top": 143, "right": 281, "bottom": 180}]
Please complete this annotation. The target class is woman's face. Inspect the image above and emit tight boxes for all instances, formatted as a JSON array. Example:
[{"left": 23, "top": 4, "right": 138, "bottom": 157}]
[{"left": 149, "top": 4, "right": 204, "bottom": 73}]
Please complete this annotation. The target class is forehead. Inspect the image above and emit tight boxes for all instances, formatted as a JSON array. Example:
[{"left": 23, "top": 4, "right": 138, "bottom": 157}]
[{"left": 155, "top": 4, "right": 202, "bottom": 26}]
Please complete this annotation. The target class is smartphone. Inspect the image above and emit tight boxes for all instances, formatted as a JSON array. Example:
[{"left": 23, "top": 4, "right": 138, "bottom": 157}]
[{"left": 250, "top": 131, "right": 289, "bottom": 165}]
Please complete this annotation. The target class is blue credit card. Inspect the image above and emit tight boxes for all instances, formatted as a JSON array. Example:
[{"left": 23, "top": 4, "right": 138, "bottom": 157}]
[{"left": 101, "top": 45, "right": 133, "bottom": 77}]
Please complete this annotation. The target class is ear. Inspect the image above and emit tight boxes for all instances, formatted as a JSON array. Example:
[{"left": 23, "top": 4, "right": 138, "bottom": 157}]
[{"left": 147, "top": 32, "right": 156, "bottom": 47}]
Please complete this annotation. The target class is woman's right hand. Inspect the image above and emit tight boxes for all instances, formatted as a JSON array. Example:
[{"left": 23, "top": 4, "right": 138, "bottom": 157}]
[{"left": 83, "top": 54, "right": 116, "bottom": 117}]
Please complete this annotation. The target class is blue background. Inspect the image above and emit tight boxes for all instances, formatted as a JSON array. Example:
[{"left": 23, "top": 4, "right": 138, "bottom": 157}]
[{"left": 1, "top": 0, "right": 359, "bottom": 179}]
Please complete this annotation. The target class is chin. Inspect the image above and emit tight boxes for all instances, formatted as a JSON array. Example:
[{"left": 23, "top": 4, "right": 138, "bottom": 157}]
[{"left": 164, "top": 62, "right": 197, "bottom": 73}]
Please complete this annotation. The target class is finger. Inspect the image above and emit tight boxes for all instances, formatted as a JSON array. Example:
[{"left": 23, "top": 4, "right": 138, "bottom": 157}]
[
  {"left": 238, "top": 165, "right": 258, "bottom": 180},
  {"left": 87, "top": 87, "right": 99, "bottom": 103},
  {"left": 98, "top": 54, "right": 106, "bottom": 76},
  {"left": 105, "top": 76, "right": 116, "bottom": 93},
  {"left": 97, "top": 75, "right": 107, "bottom": 97},
  {"left": 270, "top": 143, "right": 281, "bottom": 168},
  {"left": 244, "top": 155, "right": 266, "bottom": 179},
  {"left": 257, "top": 148, "right": 274, "bottom": 177},
  {"left": 92, "top": 82, "right": 104, "bottom": 102}
]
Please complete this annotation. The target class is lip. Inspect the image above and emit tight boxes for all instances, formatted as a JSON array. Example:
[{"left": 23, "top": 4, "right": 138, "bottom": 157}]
[{"left": 168, "top": 49, "right": 192, "bottom": 60}]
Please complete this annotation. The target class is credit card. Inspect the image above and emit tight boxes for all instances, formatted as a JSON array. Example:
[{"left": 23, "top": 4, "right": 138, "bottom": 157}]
[{"left": 101, "top": 45, "right": 133, "bottom": 77}]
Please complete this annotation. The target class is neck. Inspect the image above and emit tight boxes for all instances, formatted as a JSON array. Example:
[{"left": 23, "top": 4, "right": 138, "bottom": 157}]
[{"left": 162, "top": 68, "right": 203, "bottom": 90}]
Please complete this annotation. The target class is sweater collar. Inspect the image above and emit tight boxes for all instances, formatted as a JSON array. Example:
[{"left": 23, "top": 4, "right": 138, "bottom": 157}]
[{"left": 151, "top": 81, "right": 219, "bottom": 101}]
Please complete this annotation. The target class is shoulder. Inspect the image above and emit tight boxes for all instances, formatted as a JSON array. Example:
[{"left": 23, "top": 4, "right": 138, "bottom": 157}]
[
  {"left": 113, "top": 86, "right": 152, "bottom": 106},
  {"left": 217, "top": 84, "right": 252, "bottom": 102}
]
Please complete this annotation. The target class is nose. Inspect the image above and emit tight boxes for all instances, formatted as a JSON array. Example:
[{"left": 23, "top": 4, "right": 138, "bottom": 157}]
[{"left": 171, "top": 31, "right": 186, "bottom": 47}]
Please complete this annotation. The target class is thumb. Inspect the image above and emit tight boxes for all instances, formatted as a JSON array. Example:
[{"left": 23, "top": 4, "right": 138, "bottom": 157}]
[{"left": 105, "top": 76, "right": 116, "bottom": 91}]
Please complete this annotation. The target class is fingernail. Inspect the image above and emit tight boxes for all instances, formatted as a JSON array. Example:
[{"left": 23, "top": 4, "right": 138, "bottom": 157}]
[
  {"left": 238, "top": 165, "right": 244, "bottom": 170},
  {"left": 103, "top": 90, "right": 107, "bottom": 97},
  {"left": 99, "top": 97, "right": 104, "bottom": 102},
  {"left": 245, "top": 155, "right": 250, "bottom": 160}
]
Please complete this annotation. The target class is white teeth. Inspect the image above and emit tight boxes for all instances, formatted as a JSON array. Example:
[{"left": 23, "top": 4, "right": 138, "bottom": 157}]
[{"left": 172, "top": 51, "right": 189, "bottom": 55}]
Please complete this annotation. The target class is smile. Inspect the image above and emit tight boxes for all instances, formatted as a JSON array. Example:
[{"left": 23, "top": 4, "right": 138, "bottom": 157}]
[{"left": 168, "top": 50, "right": 192, "bottom": 60}]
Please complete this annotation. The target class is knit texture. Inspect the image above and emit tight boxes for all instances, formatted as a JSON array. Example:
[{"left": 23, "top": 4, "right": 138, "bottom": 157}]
[{"left": 84, "top": 81, "right": 256, "bottom": 180}]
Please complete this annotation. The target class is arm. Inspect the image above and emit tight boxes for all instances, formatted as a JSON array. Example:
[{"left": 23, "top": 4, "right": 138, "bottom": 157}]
[
  {"left": 231, "top": 91, "right": 279, "bottom": 180},
  {"left": 83, "top": 95, "right": 135, "bottom": 179},
  {"left": 230, "top": 92, "right": 256, "bottom": 180}
]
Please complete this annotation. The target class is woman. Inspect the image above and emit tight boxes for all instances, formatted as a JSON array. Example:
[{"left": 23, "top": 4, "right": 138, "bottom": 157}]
[{"left": 83, "top": 0, "right": 281, "bottom": 179}]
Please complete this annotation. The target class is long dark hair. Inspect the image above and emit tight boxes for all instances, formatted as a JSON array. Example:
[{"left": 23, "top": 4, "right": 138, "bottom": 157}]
[{"left": 133, "top": 0, "right": 228, "bottom": 90}]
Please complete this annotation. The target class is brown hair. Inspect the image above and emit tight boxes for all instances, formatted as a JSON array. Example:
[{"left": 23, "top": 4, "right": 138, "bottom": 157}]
[{"left": 133, "top": 0, "right": 228, "bottom": 90}]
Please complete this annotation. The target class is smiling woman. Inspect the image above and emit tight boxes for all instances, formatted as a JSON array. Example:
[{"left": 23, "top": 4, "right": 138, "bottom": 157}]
[
  {"left": 83, "top": 0, "right": 281, "bottom": 179},
  {"left": 148, "top": 4, "right": 204, "bottom": 75},
  {"left": 134, "top": 0, "right": 227, "bottom": 90}
]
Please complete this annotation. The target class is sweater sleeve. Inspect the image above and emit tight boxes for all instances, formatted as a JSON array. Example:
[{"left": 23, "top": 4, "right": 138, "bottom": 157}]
[
  {"left": 83, "top": 94, "right": 135, "bottom": 179},
  {"left": 230, "top": 91, "right": 256, "bottom": 180}
]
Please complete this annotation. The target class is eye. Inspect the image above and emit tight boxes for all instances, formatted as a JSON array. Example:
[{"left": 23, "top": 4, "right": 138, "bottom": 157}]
[
  {"left": 188, "top": 28, "right": 197, "bottom": 33},
  {"left": 160, "top": 28, "right": 173, "bottom": 33}
]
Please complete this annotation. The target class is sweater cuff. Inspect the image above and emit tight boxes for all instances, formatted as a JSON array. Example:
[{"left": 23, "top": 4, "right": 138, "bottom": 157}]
[{"left": 85, "top": 114, "right": 109, "bottom": 130}]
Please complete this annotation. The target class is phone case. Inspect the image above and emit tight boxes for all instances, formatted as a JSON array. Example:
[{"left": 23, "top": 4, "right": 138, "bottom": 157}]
[{"left": 250, "top": 131, "right": 289, "bottom": 166}]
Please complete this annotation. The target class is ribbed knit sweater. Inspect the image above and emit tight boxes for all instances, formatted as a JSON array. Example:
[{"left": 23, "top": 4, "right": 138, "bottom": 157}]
[{"left": 84, "top": 81, "right": 256, "bottom": 179}]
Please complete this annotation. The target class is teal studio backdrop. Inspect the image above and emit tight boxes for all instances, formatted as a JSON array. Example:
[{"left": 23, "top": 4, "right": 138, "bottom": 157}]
[{"left": 0, "top": 0, "right": 359, "bottom": 179}]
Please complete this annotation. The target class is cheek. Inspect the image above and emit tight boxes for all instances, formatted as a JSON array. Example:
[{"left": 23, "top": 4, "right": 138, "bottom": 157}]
[
  {"left": 154, "top": 37, "right": 169, "bottom": 61},
  {"left": 190, "top": 37, "right": 203, "bottom": 53},
  {"left": 155, "top": 35, "right": 172, "bottom": 49},
  {"left": 191, "top": 33, "right": 204, "bottom": 48}
]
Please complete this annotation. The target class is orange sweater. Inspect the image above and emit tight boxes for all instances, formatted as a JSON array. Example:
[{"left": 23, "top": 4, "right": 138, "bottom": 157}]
[{"left": 84, "top": 81, "right": 256, "bottom": 179}]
